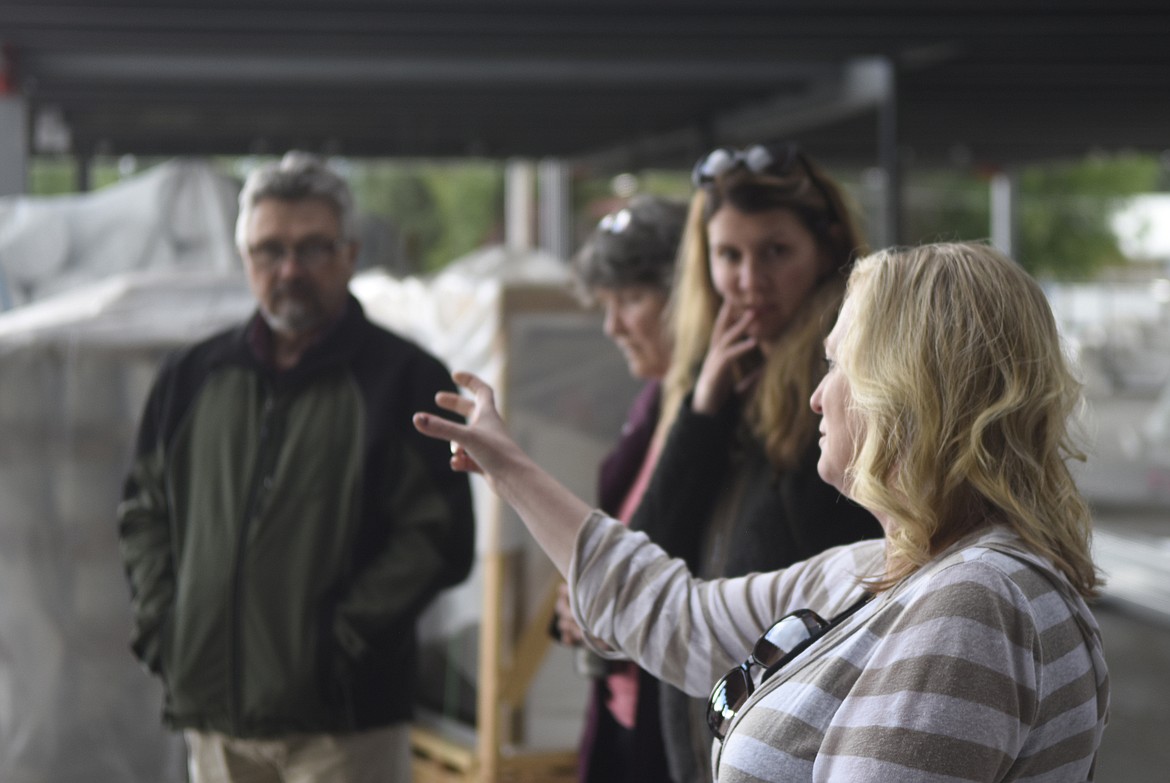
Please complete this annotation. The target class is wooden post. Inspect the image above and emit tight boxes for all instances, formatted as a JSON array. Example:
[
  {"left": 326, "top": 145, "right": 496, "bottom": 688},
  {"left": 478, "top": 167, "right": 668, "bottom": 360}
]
[{"left": 475, "top": 544, "right": 505, "bottom": 782}]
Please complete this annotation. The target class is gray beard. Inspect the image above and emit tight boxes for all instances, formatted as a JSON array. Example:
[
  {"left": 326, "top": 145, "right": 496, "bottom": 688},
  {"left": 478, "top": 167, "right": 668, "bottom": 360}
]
[{"left": 260, "top": 299, "right": 324, "bottom": 337}]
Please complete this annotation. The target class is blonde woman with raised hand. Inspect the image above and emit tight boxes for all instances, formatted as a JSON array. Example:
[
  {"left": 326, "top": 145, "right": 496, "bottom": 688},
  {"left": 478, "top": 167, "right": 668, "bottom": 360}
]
[{"left": 414, "top": 241, "right": 1109, "bottom": 782}]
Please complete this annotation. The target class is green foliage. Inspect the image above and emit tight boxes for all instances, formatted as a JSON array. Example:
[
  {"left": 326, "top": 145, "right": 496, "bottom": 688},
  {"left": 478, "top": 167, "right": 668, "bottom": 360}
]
[
  {"left": 570, "top": 168, "right": 692, "bottom": 248},
  {"left": 900, "top": 153, "right": 1163, "bottom": 280},
  {"left": 423, "top": 164, "right": 504, "bottom": 272},
  {"left": 903, "top": 170, "right": 991, "bottom": 246},
  {"left": 632, "top": 170, "right": 693, "bottom": 201},
  {"left": 350, "top": 160, "right": 503, "bottom": 273},
  {"left": 28, "top": 155, "right": 179, "bottom": 195},
  {"left": 27, "top": 156, "right": 77, "bottom": 195},
  {"left": 1016, "top": 153, "right": 1162, "bottom": 279},
  {"left": 354, "top": 166, "right": 443, "bottom": 271}
]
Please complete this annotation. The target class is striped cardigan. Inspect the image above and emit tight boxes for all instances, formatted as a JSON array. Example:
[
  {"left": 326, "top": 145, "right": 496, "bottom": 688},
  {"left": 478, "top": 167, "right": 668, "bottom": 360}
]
[{"left": 569, "top": 512, "right": 1109, "bottom": 782}]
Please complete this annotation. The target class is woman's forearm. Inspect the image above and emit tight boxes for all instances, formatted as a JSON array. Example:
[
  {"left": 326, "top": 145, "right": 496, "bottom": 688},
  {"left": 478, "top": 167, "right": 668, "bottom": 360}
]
[{"left": 491, "top": 445, "right": 594, "bottom": 575}]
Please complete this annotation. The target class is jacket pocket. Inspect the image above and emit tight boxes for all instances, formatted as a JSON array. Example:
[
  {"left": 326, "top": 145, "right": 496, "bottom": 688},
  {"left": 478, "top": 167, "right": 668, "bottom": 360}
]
[{"left": 319, "top": 609, "right": 358, "bottom": 729}]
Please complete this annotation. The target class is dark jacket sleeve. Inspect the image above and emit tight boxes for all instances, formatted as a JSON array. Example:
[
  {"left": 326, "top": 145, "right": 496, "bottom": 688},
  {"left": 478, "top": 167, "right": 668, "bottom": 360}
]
[
  {"left": 628, "top": 393, "right": 741, "bottom": 569},
  {"left": 116, "top": 355, "right": 179, "bottom": 675},
  {"left": 400, "top": 354, "right": 476, "bottom": 588}
]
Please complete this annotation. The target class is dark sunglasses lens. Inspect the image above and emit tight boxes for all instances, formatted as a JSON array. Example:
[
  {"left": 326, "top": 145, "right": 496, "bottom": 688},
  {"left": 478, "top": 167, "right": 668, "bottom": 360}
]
[
  {"left": 754, "top": 612, "right": 814, "bottom": 663},
  {"left": 707, "top": 666, "right": 752, "bottom": 739}
]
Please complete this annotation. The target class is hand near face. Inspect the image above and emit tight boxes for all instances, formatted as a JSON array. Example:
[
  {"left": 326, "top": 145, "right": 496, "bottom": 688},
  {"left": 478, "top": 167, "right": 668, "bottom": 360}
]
[{"left": 691, "top": 299, "right": 762, "bottom": 415}]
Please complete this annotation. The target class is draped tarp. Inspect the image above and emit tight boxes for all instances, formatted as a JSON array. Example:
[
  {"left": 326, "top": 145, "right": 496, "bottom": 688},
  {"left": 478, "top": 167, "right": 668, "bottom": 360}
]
[
  {"left": 0, "top": 271, "right": 255, "bottom": 783},
  {"left": 0, "top": 160, "right": 240, "bottom": 311}
]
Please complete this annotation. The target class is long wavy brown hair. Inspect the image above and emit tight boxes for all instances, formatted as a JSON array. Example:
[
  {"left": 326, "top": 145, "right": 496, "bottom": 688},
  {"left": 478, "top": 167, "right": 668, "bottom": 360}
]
[{"left": 661, "top": 150, "right": 867, "bottom": 470}]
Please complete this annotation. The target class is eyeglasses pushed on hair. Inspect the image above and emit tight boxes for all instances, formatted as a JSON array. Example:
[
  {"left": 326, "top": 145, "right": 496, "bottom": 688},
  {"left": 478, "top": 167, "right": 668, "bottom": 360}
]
[
  {"left": 691, "top": 142, "right": 807, "bottom": 187},
  {"left": 707, "top": 593, "right": 871, "bottom": 741},
  {"left": 246, "top": 237, "right": 346, "bottom": 270},
  {"left": 598, "top": 208, "right": 633, "bottom": 234}
]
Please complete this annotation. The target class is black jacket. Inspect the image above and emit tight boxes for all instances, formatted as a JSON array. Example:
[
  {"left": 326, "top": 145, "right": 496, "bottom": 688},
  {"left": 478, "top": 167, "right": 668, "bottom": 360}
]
[{"left": 118, "top": 295, "right": 474, "bottom": 737}]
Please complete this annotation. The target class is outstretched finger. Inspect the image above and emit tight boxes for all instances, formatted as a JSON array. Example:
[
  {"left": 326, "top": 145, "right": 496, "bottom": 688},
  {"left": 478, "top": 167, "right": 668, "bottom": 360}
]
[
  {"left": 452, "top": 370, "right": 493, "bottom": 398},
  {"left": 714, "top": 309, "right": 754, "bottom": 349},
  {"left": 412, "top": 413, "right": 485, "bottom": 476},
  {"left": 412, "top": 411, "right": 468, "bottom": 445},
  {"left": 449, "top": 446, "right": 484, "bottom": 475},
  {"left": 710, "top": 299, "right": 737, "bottom": 338},
  {"left": 435, "top": 390, "right": 474, "bottom": 417}
]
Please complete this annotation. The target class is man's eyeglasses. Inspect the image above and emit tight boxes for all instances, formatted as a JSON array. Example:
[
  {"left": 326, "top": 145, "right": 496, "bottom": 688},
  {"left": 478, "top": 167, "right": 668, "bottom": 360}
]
[
  {"left": 691, "top": 142, "right": 805, "bottom": 187},
  {"left": 706, "top": 594, "right": 871, "bottom": 740},
  {"left": 246, "top": 237, "right": 345, "bottom": 270}
]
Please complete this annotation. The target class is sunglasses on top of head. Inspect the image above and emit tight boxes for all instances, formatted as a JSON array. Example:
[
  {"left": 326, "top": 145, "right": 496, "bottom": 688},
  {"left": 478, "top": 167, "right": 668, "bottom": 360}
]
[{"left": 691, "top": 142, "right": 806, "bottom": 188}]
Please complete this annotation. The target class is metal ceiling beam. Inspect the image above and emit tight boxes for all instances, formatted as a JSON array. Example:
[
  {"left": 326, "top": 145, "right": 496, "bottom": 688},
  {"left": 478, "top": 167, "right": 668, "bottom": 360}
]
[
  {"left": 712, "top": 57, "right": 893, "bottom": 146},
  {"left": 576, "top": 57, "right": 894, "bottom": 171},
  {"left": 20, "top": 51, "right": 838, "bottom": 87},
  {"left": 5, "top": 1, "right": 1170, "bottom": 166}
]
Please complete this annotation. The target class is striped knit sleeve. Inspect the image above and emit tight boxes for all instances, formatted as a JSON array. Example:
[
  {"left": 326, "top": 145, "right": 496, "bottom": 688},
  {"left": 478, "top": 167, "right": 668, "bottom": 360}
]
[{"left": 569, "top": 510, "right": 883, "bottom": 699}]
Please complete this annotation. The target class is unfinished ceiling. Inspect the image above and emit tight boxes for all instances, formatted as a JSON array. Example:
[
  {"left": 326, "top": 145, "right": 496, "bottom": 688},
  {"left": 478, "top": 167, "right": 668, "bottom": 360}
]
[{"left": 3, "top": 0, "right": 1170, "bottom": 171}]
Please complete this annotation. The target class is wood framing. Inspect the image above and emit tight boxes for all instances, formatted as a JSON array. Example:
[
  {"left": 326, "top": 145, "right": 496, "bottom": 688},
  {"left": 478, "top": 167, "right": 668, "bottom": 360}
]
[{"left": 411, "top": 283, "right": 603, "bottom": 783}]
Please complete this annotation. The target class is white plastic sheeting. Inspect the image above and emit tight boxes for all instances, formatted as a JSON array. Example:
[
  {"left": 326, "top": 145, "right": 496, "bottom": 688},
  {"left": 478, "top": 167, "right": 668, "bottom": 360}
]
[
  {"left": 0, "top": 246, "right": 641, "bottom": 778},
  {"left": 0, "top": 160, "right": 241, "bottom": 310},
  {"left": 0, "top": 271, "right": 255, "bottom": 783}
]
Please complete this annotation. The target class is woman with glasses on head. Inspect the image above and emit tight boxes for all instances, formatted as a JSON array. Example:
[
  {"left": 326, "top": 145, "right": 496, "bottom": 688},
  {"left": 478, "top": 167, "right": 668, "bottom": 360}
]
[
  {"left": 413, "top": 241, "right": 1109, "bottom": 782},
  {"left": 626, "top": 143, "right": 881, "bottom": 783},
  {"left": 552, "top": 194, "right": 686, "bottom": 783}
]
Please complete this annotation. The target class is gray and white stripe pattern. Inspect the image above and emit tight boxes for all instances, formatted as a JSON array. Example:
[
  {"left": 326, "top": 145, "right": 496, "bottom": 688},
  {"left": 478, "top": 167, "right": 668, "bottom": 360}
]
[{"left": 570, "top": 512, "right": 1108, "bottom": 782}]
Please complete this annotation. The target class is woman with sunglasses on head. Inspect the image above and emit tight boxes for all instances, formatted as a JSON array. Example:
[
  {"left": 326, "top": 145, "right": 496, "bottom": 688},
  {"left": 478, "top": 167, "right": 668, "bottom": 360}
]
[
  {"left": 553, "top": 194, "right": 686, "bottom": 783},
  {"left": 626, "top": 143, "right": 881, "bottom": 782},
  {"left": 413, "top": 241, "right": 1108, "bottom": 782}
]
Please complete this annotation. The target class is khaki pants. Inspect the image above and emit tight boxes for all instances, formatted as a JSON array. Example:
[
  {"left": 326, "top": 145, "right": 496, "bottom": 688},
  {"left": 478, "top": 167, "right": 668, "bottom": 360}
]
[{"left": 185, "top": 724, "right": 412, "bottom": 783}]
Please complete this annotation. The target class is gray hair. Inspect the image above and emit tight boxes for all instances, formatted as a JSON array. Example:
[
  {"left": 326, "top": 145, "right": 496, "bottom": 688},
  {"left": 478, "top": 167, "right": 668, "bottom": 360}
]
[
  {"left": 235, "top": 151, "right": 359, "bottom": 247},
  {"left": 570, "top": 194, "right": 687, "bottom": 304}
]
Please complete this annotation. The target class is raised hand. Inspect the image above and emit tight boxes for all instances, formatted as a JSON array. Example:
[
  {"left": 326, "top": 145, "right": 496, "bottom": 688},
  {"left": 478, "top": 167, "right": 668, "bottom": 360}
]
[
  {"left": 691, "top": 299, "right": 761, "bottom": 415},
  {"left": 412, "top": 371, "right": 593, "bottom": 575},
  {"left": 413, "top": 370, "right": 513, "bottom": 480}
]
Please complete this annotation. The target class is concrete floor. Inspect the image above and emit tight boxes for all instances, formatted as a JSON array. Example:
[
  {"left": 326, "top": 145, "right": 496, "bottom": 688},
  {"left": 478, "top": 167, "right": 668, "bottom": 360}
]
[
  {"left": 1090, "top": 600, "right": 1170, "bottom": 782},
  {"left": 1076, "top": 392, "right": 1170, "bottom": 782}
]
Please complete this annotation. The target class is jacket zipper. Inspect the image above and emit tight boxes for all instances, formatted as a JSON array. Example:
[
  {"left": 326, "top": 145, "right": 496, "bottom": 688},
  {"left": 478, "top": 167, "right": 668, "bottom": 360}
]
[{"left": 229, "top": 388, "right": 279, "bottom": 733}]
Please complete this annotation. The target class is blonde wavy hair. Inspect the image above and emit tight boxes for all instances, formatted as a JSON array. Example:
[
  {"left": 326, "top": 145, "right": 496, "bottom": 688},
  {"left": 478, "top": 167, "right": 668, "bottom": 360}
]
[
  {"left": 661, "top": 153, "right": 867, "bottom": 470},
  {"left": 838, "top": 242, "right": 1100, "bottom": 597}
]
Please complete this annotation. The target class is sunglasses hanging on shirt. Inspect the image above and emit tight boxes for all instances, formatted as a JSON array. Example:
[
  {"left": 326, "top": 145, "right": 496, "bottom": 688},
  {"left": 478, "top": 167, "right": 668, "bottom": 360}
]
[{"left": 706, "top": 592, "right": 874, "bottom": 741}]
